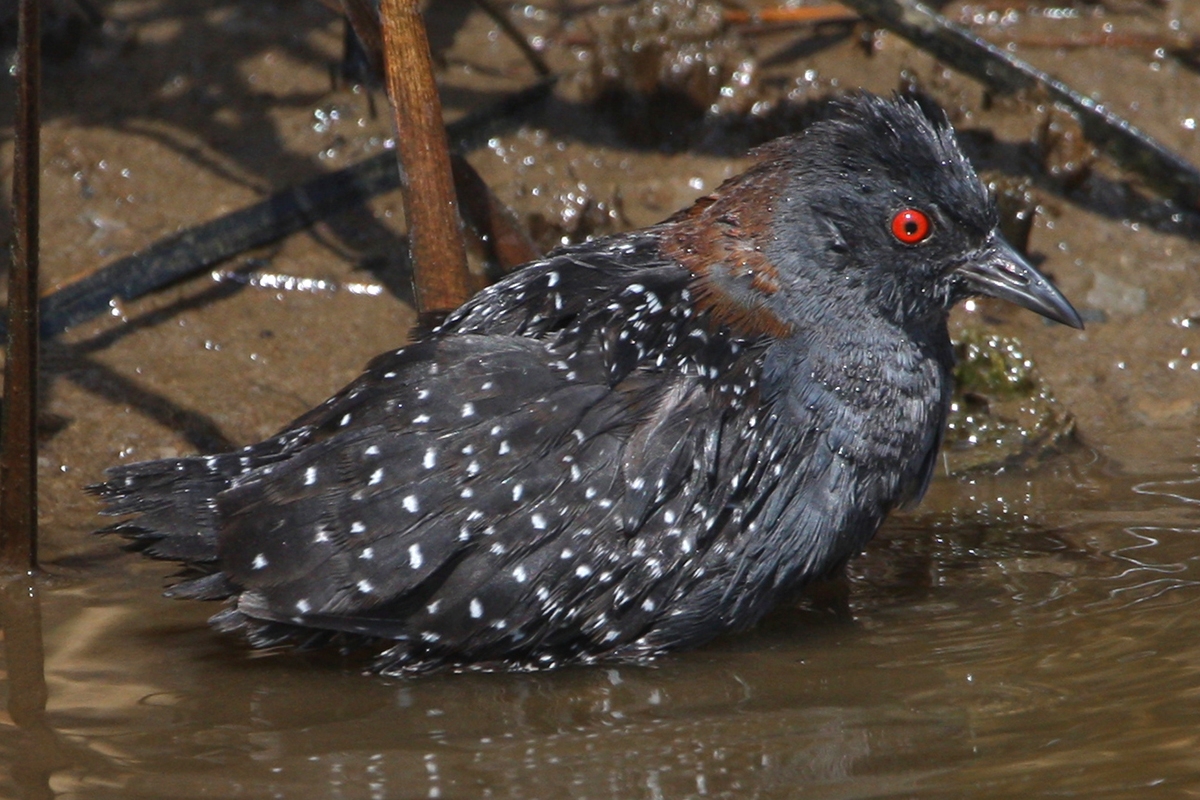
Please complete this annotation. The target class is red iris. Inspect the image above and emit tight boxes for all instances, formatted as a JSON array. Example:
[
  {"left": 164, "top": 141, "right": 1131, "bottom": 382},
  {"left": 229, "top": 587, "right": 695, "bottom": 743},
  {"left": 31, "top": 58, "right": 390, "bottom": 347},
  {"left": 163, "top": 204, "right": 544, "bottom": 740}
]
[{"left": 891, "top": 208, "right": 932, "bottom": 244}]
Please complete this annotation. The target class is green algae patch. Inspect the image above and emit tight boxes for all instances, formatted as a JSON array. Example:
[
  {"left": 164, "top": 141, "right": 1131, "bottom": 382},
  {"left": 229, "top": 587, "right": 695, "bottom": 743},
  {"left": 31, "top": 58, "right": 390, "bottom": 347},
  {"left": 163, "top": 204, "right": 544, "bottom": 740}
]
[{"left": 945, "top": 329, "right": 1076, "bottom": 473}]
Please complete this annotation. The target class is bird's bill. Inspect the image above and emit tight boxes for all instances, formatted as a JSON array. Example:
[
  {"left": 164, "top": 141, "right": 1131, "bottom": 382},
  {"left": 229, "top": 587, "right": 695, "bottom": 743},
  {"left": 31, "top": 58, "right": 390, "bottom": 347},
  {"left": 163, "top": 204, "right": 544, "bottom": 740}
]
[{"left": 956, "top": 235, "right": 1084, "bottom": 329}]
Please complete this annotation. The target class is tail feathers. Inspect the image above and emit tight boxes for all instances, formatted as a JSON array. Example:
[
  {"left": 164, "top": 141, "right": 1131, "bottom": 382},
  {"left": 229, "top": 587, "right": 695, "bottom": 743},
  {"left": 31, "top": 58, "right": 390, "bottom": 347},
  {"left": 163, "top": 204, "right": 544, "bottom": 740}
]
[
  {"left": 209, "top": 605, "right": 342, "bottom": 652},
  {"left": 165, "top": 572, "right": 237, "bottom": 601},
  {"left": 89, "top": 442, "right": 300, "bottom": 565}
]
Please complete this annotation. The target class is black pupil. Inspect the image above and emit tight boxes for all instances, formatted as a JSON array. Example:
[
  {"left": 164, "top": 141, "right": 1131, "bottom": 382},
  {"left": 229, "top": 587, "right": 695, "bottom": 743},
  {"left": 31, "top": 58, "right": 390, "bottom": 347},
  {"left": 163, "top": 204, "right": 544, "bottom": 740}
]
[{"left": 904, "top": 219, "right": 919, "bottom": 236}]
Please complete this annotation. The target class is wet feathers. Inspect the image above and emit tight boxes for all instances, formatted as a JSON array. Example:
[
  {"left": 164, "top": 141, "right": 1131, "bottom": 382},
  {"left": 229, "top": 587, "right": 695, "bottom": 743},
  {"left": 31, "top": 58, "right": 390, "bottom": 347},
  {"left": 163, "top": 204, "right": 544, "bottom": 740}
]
[{"left": 92, "top": 94, "right": 1079, "bottom": 673}]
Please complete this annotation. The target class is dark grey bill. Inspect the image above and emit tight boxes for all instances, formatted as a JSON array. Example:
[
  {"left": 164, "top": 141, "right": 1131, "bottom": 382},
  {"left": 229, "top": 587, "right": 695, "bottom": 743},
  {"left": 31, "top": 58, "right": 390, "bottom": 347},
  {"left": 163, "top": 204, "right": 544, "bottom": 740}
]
[{"left": 956, "top": 234, "right": 1083, "bottom": 329}]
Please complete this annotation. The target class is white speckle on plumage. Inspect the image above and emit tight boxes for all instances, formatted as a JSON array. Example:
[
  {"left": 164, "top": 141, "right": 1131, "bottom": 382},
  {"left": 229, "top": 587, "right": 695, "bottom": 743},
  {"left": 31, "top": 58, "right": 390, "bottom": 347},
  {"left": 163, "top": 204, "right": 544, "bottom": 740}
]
[
  {"left": 426, "top": 600, "right": 441, "bottom": 614},
  {"left": 642, "top": 598, "right": 656, "bottom": 612},
  {"left": 470, "top": 598, "right": 483, "bottom": 619},
  {"left": 423, "top": 448, "right": 437, "bottom": 469},
  {"left": 409, "top": 544, "right": 424, "bottom": 569},
  {"left": 461, "top": 487, "right": 474, "bottom": 499},
  {"left": 417, "top": 388, "right": 429, "bottom": 399},
  {"left": 369, "top": 467, "right": 384, "bottom": 486},
  {"left": 585, "top": 487, "right": 597, "bottom": 500},
  {"left": 572, "top": 429, "right": 585, "bottom": 443},
  {"left": 365, "top": 445, "right": 380, "bottom": 456},
  {"left": 413, "top": 414, "right": 431, "bottom": 425},
  {"left": 513, "top": 565, "right": 527, "bottom": 583},
  {"left": 314, "top": 527, "right": 330, "bottom": 544},
  {"left": 340, "top": 413, "right": 352, "bottom": 426},
  {"left": 461, "top": 402, "right": 475, "bottom": 418},
  {"left": 546, "top": 270, "right": 560, "bottom": 287},
  {"left": 531, "top": 513, "right": 547, "bottom": 530},
  {"left": 360, "top": 547, "right": 374, "bottom": 560},
  {"left": 489, "top": 542, "right": 506, "bottom": 555},
  {"left": 481, "top": 381, "right": 494, "bottom": 391},
  {"left": 252, "top": 553, "right": 268, "bottom": 569},
  {"left": 296, "top": 599, "right": 311, "bottom": 614},
  {"left": 467, "top": 510, "right": 484, "bottom": 522},
  {"left": 403, "top": 495, "right": 420, "bottom": 513},
  {"left": 512, "top": 483, "right": 524, "bottom": 502},
  {"left": 576, "top": 564, "right": 593, "bottom": 578},
  {"left": 570, "top": 464, "right": 582, "bottom": 482},
  {"left": 358, "top": 579, "right": 374, "bottom": 594},
  {"left": 664, "top": 509, "right": 676, "bottom": 524},
  {"left": 384, "top": 371, "right": 397, "bottom": 379},
  {"left": 536, "top": 586, "right": 550, "bottom": 601},
  {"left": 630, "top": 477, "right": 645, "bottom": 491},
  {"left": 466, "top": 461, "right": 481, "bottom": 476},
  {"left": 351, "top": 521, "right": 366, "bottom": 534},
  {"left": 420, "top": 631, "right": 440, "bottom": 643},
  {"left": 498, "top": 440, "right": 511, "bottom": 455},
  {"left": 490, "top": 425, "right": 502, "bottom": 436},
  {"left": 304, "top": 466, "right": 317, "bottom": 486},
  {"left": 560, "top": 548, "right": 573, "bottom": 559}
]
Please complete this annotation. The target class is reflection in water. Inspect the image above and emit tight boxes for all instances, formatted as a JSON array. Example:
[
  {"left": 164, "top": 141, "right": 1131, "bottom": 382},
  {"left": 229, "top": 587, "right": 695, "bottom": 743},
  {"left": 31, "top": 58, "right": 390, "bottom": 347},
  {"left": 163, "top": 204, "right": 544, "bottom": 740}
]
[
  {"left": 3, "top": 457, "right": 1198, "bottom": 797},
  {"left": 1, "top": 575, "right": 59, "bottom": 800}
]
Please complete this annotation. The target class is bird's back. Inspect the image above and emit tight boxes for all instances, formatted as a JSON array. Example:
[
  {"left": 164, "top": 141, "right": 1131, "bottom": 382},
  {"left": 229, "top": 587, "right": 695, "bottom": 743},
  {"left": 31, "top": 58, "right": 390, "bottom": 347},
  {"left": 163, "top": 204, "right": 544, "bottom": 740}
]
[{"left": 94, "top": 228, "right": 948, "bottom": 673}]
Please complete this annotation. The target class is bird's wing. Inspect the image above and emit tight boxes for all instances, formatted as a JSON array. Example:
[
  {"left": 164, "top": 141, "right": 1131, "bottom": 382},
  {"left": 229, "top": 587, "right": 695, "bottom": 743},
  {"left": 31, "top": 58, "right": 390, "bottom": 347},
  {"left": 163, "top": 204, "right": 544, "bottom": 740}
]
[{"left": 214, "top": 330, "right": 730, "bottom": 660}]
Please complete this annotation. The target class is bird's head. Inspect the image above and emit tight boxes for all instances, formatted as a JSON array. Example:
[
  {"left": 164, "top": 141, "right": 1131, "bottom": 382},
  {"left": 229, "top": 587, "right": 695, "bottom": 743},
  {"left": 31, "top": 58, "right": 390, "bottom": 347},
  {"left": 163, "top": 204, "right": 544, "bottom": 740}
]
[{"left": 664, "top": 92, "right": 1081, "bottom": 339}]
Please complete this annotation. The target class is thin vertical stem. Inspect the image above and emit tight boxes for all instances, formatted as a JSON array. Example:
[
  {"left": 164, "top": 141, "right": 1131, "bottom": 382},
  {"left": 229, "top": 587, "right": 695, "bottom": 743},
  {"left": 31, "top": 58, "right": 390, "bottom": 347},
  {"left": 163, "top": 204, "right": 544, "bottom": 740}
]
[
  {"left": 379, "top": 0, "right": 472, "bottom": 316},
  {"left": 1, "top": 0, "right": 42, "bottom": 572}
]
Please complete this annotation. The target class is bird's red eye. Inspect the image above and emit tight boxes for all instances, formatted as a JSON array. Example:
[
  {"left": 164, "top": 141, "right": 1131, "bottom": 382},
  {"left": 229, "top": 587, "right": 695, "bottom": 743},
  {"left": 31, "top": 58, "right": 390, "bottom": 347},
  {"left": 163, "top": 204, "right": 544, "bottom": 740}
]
[{"left": 891, "top": 208, "right": 931, "bottom": 244}]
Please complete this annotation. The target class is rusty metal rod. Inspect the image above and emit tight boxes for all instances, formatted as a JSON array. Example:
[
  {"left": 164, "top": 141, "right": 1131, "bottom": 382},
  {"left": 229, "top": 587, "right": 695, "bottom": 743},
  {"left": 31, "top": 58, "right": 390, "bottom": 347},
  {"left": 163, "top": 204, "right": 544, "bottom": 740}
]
[{"left": 1, "top": 0, "right": 42, "bottom": 573}]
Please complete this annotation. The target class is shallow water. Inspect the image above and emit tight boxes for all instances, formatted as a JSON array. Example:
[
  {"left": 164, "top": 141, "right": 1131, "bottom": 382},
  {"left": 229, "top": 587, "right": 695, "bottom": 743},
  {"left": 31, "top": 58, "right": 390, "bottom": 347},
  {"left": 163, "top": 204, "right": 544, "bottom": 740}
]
[
  {"left": 11, "top": 451, "right": 1200, "bottom": 797},
  {"left": 3, "top": 1, "right": 1200, "bottom": 798}
]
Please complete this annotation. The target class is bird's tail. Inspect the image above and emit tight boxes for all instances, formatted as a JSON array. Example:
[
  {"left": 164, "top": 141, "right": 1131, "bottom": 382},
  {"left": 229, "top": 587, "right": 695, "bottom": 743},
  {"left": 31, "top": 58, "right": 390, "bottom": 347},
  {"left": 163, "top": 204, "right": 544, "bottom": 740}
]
[
  {"left": 89, "top": 452, "right": 247, "bottom": 564},
  {"left": 88, "top": 430, "right": 312, "bottom": 577}
]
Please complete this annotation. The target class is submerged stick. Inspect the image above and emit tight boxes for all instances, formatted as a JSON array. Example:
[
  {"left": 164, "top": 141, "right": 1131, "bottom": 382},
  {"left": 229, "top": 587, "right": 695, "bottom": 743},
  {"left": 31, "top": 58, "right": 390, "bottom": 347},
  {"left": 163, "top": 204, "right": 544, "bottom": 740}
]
[
  {"left": 1, "top": 0, "right": 42, "bottom": 573},
  {"left": 0, "top": 79, "right": 553, "bottom": 340},
  {"left": 380, "top": 0, "right": 472, "bottom": 315},
  {"left": 841, "top": 0, "right": 1200, "bottom": 210}
]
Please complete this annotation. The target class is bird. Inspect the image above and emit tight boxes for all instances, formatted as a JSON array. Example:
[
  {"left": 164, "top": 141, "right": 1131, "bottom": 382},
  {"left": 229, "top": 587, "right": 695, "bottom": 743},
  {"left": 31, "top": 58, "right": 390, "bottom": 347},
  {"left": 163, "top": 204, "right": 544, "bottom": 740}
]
[{"left": 91, "top": 93, "right": 1082, "bottom": 674}]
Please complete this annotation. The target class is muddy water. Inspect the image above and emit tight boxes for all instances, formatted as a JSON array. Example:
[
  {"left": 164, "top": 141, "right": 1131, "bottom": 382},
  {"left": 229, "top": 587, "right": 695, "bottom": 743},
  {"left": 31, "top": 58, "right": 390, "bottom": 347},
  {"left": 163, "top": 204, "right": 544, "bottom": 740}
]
[{"left": 3, "top": 1, "right": 1200, "bottom": 797}]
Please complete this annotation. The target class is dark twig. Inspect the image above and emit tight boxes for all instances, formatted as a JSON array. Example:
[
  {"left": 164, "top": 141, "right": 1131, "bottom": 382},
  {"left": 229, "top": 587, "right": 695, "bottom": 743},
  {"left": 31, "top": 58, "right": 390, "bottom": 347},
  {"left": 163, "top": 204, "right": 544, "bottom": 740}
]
[
  {"left": 380, "top": 0, "right": 472, "bottom": 316},
  {"left": 1, "top": 0, "right": 41, "bottom": 573},
  {"left": 451, "top": 153, "right": 543, "bottom": 272},
  {"left": 841, "top": 0, "right": 1200, "bottom": 210},
  {"left": 473, "top": 0, "right": 553, "bottom": 77},
  {"left": 339, "top": 0, "right": 385, "bottom": 76},
  {"left": 0, "top": 79, "right": 554, "bottom": 340}
]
